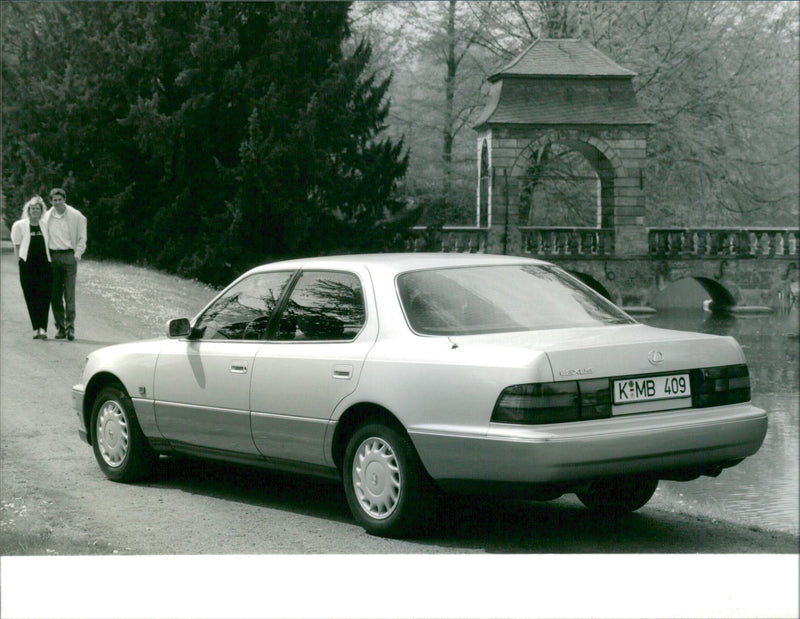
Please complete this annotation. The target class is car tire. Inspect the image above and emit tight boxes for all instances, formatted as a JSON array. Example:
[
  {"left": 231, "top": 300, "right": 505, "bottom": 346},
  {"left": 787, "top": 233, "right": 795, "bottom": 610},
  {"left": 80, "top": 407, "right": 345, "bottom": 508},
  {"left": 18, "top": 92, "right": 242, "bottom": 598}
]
[
  {"left": 343, "top": 423, "right": 430, "bottom": 537},
  {"left": 576, "top": 476, "right": 658, "bottom": 515},
  {"left": 91, "top": 385, "right": 157, "bottom": 482}
]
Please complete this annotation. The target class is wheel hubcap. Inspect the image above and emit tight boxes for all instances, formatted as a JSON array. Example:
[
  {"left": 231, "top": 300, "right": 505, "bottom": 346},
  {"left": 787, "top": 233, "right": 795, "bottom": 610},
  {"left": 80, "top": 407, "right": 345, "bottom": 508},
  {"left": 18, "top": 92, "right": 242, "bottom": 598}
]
[
  {"left": 352, "top": 437, "right": 401, "bottom": 520},
  {"left": 97, "top": 400, "right": 129, "bottom": 468}
]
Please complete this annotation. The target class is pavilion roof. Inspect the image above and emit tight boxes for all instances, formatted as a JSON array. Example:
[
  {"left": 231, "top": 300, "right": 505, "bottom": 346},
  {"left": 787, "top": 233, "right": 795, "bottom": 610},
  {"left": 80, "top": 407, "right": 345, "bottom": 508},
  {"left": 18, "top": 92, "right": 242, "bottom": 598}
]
[
  {"left": 489, "top": 39, "right": 636, "bottom": 81},
  {"left": 475, "top": 38, "right": 652, "bottom": 128}
]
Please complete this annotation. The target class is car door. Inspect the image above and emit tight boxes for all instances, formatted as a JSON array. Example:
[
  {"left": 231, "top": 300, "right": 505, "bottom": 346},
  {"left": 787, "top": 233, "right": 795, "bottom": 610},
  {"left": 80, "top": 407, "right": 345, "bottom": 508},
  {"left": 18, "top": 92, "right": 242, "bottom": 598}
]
[
  {"left": 153, "top": 270, "right": 294, "bottom": 454},
  {"left": 249, "top": 269, "right": 376, "bottom": 466}
]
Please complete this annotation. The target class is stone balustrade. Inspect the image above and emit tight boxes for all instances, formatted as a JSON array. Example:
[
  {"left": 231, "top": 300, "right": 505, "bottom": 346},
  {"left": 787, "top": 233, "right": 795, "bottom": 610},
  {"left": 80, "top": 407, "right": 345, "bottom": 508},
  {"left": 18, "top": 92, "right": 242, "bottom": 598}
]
[
  {"left": 407, "top": 226, "right": 799, "bottom": 260},
  {"left": 649, "top": 228, "right": 799, "bottom": 258},
  {"left": 408, "top": 227, "right": 488, "bottom": 253},
  {"left": 521, "top": 227, "right": 615, "bottom": 257}
]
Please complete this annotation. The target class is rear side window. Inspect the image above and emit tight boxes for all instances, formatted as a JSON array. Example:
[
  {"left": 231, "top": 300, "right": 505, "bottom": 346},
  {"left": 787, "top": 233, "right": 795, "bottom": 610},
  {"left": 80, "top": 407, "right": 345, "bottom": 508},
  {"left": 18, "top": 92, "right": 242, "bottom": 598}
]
[
  {"left": 397, "top": 264, "right": 633, "bottom": 335},
  {"left": 273, "top": 270, "right": 365, "bottom": 341}
]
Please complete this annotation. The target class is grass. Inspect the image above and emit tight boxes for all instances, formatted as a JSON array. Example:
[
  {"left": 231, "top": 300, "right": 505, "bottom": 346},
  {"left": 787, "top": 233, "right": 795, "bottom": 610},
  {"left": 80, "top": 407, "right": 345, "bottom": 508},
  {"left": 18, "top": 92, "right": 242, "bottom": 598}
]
[{"left": 79, "top": 258, "right": 220, "bottom": 339}]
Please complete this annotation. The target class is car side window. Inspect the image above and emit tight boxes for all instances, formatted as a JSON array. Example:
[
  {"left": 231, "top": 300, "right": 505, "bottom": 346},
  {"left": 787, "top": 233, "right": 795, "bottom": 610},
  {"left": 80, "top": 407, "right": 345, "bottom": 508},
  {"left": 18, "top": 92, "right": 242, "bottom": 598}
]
[
  {"left": 274, "top": 270, "right": 365, "bottom": 341},
  {"left": 193, "top": 271, "right": 293, "bottom": 340}
]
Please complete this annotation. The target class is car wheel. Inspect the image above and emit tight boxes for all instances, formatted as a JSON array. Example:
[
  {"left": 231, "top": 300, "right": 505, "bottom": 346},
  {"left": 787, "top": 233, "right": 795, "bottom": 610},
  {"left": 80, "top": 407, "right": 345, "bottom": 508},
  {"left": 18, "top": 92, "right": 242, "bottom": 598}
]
[
  {"left": 343, "top": 423, "right": 429, "bottom": 537},
  {"left": 576, "top": 476, "right": 658, "bottom": 515},
  {"left": 91, "top": 385, "right": 156, "bottom": 482}
]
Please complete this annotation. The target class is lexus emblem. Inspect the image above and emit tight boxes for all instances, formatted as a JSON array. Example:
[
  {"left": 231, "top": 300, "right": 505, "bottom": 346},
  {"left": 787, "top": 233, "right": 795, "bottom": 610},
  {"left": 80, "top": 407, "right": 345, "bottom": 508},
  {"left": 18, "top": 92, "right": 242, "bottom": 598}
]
[{"left": 648, "top": 350, "right": 664, "bottom": 365}]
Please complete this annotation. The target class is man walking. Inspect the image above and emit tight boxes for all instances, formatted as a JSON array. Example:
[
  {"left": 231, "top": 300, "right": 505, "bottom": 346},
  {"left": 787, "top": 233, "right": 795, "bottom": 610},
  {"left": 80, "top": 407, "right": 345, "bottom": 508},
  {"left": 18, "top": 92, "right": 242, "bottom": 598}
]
[{"left": 44, "top": 188, "right": 87, "bottom": 340}]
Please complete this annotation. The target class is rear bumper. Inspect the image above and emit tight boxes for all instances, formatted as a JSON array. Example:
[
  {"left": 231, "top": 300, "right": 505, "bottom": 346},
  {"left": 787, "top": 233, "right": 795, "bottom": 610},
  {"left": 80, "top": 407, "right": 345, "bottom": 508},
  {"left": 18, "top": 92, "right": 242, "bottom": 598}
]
[{"left": 410, "top": 403, "right": 767, "bottom": 485}]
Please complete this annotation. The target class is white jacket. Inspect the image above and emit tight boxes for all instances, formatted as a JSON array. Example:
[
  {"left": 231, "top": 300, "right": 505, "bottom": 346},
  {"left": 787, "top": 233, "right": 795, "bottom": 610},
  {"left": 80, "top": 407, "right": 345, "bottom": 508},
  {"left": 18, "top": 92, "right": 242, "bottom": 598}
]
[
  {"left": 10, "top": 218, "right": 52, "bottom": 262},
  {"left": 42, "top": 204, "right": 87, "bottom": 260}
]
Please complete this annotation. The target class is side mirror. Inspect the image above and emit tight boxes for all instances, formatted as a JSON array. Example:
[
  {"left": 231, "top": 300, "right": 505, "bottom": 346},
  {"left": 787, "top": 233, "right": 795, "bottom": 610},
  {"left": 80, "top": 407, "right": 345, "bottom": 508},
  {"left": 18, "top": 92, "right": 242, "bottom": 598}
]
[{"left": 167, "top": 318, "right": 191, "bottom": 338}]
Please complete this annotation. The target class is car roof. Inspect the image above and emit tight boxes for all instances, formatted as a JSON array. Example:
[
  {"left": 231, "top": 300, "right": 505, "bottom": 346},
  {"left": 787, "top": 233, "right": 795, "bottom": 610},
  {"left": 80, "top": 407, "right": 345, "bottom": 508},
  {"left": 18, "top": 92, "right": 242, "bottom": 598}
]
[{"left": 245, "top": 252, "right": 550, "bottom": 276}]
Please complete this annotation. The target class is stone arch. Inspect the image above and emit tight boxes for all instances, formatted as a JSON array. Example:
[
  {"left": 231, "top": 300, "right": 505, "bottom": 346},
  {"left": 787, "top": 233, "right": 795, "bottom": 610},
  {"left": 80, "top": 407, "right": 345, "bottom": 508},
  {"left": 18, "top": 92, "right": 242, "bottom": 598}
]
[
  {"left": 508, "top": 130, "right": 624, "bottom": 230},
  {"left": 567, "top": 270, "right": 614, "bottom": 301},
  {"left": 694, "top": 277, "right": 737, "bottom": 311},
  {"left": 648, "top": 275, "right": 738, "bottom": 312}
]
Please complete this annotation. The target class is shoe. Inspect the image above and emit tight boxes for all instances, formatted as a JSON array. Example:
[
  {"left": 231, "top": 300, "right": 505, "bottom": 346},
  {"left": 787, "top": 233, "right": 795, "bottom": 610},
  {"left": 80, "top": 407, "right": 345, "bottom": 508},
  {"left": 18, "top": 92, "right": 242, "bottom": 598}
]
[
  {"left": 55, "top": 330, "right": 66, "bottom": 339},
  {"left": 66, "top": 330, "right": 74, "bottom": 341},
  {"left": 39, "top": 329, "right": 48, "bottom": 340},
  {"left": 33, "top": 331, "right": 39, "bottom": 339}
]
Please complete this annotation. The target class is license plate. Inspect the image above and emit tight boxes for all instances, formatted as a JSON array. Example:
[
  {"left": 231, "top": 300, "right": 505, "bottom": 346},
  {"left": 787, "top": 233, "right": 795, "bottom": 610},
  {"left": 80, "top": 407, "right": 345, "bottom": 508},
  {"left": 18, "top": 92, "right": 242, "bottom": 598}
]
[{"left": 613, "top": 374, "right": 690, "bottom": 404}]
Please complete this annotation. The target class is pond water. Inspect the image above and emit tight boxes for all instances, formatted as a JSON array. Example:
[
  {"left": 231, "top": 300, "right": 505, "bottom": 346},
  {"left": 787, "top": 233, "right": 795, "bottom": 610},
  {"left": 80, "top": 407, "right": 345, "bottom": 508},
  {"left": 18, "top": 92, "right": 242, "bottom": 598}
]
[{"left": 639, "top": 306, "right": 799, "bottom": 535}]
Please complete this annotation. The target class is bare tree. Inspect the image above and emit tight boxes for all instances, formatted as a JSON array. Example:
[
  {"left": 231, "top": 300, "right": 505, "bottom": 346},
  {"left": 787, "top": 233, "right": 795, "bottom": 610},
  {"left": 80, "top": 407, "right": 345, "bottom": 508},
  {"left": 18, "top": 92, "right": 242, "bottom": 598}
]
[
  {"left": 353, "top": 2, "right": 495, "bottom": 220},
  {"left": 360, "top": 1, "right": 798, "bottom": 227}
]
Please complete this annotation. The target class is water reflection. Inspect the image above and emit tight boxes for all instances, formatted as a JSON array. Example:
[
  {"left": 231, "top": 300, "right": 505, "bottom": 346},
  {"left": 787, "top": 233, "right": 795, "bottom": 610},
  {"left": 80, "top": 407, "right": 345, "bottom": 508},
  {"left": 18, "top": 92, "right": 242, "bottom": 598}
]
[{"left": 640, "top": 307, "right": 799, "bottom": 535}]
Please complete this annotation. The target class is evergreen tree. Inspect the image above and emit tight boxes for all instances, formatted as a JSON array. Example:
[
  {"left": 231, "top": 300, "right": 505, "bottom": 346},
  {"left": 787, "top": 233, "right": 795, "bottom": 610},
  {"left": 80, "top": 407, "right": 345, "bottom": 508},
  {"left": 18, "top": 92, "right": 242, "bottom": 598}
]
[{"left": 2, "top": 2, "right": 411, "bottom": 284}]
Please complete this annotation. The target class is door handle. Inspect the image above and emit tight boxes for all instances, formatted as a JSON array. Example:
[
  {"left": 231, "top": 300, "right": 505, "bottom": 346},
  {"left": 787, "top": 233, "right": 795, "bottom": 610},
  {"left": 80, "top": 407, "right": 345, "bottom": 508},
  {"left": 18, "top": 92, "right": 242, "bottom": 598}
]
[
  {"left": 230, "top": 360, "right": 248, "bottom": 374},
  {"left": 333, "top": 364, "right": 353, "bottom": 380}
]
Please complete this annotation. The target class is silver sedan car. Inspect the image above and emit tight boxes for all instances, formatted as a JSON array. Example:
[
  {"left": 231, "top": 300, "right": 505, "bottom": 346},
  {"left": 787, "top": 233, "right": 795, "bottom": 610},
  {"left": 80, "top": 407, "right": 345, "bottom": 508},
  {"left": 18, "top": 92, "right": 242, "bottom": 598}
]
[{"left": 73, "top": 253, "right": 767, "bottom": 537}]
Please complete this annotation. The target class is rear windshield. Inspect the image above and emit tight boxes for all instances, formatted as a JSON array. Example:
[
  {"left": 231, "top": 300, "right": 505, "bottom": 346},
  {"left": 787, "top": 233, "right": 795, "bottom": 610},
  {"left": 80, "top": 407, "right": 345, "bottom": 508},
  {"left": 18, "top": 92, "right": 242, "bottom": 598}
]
[{"left": 397, "top": 264, "right": 634, "bottom": 335}]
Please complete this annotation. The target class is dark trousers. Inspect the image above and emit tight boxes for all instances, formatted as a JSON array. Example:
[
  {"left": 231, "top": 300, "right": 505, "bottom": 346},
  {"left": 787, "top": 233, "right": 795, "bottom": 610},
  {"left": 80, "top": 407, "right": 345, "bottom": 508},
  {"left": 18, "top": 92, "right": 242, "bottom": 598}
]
[
  {"left": 19, "top": 258, "right": 52, "bottom": 330},
  {"left": 50, "top": 251, "right": 78, "bottom": 333}
]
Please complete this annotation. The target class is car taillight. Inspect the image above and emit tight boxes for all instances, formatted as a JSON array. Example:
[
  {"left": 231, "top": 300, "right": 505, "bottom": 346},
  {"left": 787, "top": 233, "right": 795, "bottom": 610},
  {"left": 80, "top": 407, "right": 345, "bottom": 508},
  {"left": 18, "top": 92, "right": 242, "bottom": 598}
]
[
  {"left": 492, "top": 378, "right": 610, "bottom": 425},
  {"left": 492, "top": 364, "right": 750, "bottom": 425},
  {"left": 579, "top": 378, "right": 612, "bottom": 419},
  {"left": 693, "top": 364, "right": 750, "bottom": 407}
]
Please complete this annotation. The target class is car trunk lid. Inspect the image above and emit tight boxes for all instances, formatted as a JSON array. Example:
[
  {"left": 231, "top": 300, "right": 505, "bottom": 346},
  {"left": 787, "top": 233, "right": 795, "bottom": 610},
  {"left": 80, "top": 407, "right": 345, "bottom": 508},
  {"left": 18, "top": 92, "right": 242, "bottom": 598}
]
[{"left": 456, "top": 324, "right": 744, "bottom": 381}]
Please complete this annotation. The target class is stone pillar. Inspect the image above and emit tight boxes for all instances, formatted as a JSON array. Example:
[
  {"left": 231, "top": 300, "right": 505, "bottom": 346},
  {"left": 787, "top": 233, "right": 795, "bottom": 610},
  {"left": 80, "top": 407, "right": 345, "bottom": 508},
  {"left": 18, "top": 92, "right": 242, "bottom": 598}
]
[
  {"left": 609, "top": 130, "right": 649, "bottom": 256},
  {"left": 486, "top": 128, "right": 524, "bottom": 255},
  {"left": 478, "top": 125, "right": 650, "bottom": 257}
]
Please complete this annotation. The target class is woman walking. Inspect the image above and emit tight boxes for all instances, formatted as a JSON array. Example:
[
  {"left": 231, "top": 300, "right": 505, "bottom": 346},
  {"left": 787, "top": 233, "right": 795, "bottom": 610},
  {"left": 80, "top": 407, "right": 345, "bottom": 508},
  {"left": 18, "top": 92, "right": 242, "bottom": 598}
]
[{"left": 10, "top": 195, "right": 52, "bottom": 339}]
